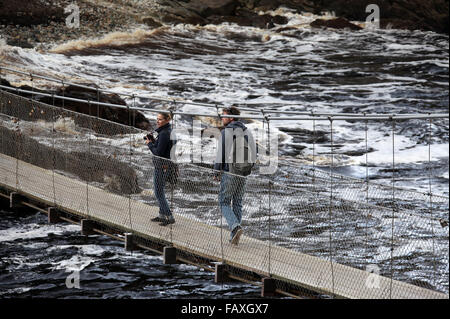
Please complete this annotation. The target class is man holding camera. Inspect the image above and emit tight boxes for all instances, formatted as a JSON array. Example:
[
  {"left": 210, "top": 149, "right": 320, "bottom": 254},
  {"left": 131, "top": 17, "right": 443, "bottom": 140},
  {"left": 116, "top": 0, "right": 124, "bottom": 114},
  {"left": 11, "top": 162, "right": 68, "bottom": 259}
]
[{"left": 145, "top": 112, "right": 175, "bottom": 226}]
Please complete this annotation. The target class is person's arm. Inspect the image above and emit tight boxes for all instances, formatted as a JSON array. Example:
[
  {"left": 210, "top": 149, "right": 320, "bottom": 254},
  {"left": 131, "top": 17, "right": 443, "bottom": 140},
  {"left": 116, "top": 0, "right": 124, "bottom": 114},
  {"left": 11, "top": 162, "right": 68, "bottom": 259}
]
[{"left": 148, "top": 131, "right": 170, "bottom": 157}]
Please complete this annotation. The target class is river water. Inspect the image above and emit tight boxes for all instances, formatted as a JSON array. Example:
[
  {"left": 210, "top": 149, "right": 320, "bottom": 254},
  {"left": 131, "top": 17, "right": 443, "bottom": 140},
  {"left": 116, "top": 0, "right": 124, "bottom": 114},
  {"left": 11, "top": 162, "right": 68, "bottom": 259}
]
[{"left": 0, "top": 10, "right": 448, "bottom": 298}]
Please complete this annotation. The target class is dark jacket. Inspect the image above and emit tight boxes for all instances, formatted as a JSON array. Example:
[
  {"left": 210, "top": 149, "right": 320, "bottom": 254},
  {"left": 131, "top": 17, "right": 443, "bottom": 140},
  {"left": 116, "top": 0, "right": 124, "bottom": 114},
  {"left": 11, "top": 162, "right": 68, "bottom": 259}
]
[
  {"left": 147, "top": 123, "right": 174, "bottom": 168},
  {"left": 213, "top": 120, "right": 256, "bottom": 172}
]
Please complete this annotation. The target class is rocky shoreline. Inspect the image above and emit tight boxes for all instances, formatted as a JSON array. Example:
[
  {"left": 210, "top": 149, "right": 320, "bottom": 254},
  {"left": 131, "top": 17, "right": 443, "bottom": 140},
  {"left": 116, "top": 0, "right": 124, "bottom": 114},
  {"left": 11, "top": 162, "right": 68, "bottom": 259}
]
[{"left": 0, "top": 0, "right": 448, "bottom": 50}]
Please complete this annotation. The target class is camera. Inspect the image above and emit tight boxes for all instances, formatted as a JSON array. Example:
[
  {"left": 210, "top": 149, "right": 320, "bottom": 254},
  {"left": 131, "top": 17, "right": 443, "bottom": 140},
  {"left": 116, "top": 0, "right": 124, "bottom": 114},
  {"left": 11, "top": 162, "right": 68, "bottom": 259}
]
[{"left": 144, "top": 133, "right": 154, "bottom": 141}]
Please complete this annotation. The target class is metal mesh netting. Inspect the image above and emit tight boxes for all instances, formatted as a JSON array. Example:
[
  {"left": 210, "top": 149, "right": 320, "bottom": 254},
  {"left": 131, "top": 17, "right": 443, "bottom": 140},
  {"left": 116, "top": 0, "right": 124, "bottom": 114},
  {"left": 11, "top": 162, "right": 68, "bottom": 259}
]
[{"left": 0, "top": 89, "right": 448, "bottom": 299}]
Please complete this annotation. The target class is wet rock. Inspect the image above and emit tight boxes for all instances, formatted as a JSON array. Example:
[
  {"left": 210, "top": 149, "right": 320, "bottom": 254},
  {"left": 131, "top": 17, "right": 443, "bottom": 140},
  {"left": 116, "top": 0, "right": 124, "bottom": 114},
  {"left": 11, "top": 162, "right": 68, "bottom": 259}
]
[
  {"left": 54, "top": 85, "right": 150, "bottom": 132},
  {"left": 278, "top": 127, "right": 329, "bottom": 143},
  {"left": 342, "top": 148, "right": 375, "bottom": 156},
  {"left": 310, "top": 17, "right": 363, "bottom": 31},
  {"left": 142, "top": 16, "right": 163, "bottom": 28},
  {"left": 0, "top": 77, "right": 151, "bottom": 133},
  {"left": 189, "top": 0, "right": 241, "bottom": 17},
  {"left": 0, "top": 0, "right": 64, "bottom": 26},
  {"left": 5, "top": 37, "right": 34, "bottom": 48},
  {"left": 308, "top": 0, "right": 449, "bottom": 34},
  {"left": 207, "top": 8, "right": 288, "bottom": 28}
]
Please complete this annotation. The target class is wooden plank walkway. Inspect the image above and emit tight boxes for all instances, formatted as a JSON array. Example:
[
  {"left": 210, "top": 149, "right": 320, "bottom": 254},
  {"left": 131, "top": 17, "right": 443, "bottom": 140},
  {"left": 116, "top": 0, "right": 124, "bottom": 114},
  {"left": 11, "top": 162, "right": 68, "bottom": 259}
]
[{"left": 0, "top": 153, "right": 447, "bottom": 299}]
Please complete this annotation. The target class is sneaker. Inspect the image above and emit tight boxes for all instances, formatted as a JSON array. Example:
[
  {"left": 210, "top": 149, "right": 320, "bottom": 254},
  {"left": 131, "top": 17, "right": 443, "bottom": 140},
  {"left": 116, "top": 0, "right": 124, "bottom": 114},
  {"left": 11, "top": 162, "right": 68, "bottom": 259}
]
[
  {"left": 230, "top": 226, "right": 243, "bottom": 245},
  {"left": 151, "top": 216, "right": 166, "bottom": 223},
  {"left": 159, "top": 217, "right": 175, "bottom": 226}
]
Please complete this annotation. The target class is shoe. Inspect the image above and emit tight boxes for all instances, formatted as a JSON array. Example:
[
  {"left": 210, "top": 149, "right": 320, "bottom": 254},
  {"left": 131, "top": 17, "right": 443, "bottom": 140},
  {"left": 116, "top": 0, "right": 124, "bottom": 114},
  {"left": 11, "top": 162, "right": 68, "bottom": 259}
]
[
  {"left": 151, "top": 216, "right": 166, "bottom": 223},
  {"left": 230, "top": 226, "right": 243, "bottom": 245},
  {"left": 159, "top": 218, "right": 175, "bottom": 226}
]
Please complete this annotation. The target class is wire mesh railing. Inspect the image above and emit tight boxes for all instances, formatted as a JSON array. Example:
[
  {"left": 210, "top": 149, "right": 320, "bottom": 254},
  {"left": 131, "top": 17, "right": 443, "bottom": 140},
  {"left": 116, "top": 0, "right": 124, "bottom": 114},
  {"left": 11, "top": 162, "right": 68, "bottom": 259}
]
[{"left": 0, "top": 86, "right": 448, "bottom": 298}]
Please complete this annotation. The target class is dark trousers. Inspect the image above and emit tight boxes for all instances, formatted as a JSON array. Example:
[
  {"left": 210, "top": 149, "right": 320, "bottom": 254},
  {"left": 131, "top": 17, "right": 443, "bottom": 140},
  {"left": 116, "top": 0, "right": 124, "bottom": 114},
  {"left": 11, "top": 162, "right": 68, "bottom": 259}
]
[{"left": 154, "top": 168, "right": 172, "bottom": 217}]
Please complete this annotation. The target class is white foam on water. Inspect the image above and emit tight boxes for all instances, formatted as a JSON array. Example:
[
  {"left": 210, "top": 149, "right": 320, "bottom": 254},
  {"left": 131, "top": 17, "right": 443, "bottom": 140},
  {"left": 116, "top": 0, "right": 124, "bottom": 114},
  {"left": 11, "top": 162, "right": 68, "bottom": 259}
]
[
  {"left": 51, "top": 254, "right": 95, "bottom": 272},
  {"left": 0, "top": 223, "right": 78, "bottom": 242}
]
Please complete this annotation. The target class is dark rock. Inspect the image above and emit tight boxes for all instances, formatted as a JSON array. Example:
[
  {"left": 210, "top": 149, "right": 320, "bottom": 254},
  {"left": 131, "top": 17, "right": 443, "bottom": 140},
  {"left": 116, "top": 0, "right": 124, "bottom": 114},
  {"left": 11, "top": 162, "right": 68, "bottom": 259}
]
[
  {"left": 0, "top": 0, "right": 64, "bottom": 26},
  {"left": 278, "top": 127, "right": 329, "bottom": 143},
  {"left": 342, "top": 148, "right": 375, "bottom": 156},
  {"left": 307, "top": 0, "right": 449, "bottom": 34},
  {"left": 191, "top": 0, "right": 241, "bottom": 18},
  {"left": 142, "top": 16, "right": 163, "bottom": 28},
  {"left": 5, "top": 37, "right": 34, "bottom": 48},
  {"left": 310, "top": 17, "right": 363, "bottom": 31},
  {"left": 178, "top": 0, "right": 449, "bottom": 34},
  {"left": 207, "top": 8, "right": 288, "bottom": 28},
  {"left": 0, "top": 77, "right": 151, "bottom": 133}
]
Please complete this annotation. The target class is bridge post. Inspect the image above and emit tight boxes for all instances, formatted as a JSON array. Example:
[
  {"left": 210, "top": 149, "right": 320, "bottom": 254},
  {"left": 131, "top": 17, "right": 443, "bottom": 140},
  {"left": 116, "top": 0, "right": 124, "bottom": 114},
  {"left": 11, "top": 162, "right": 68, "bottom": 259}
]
[
  {"left": 10, "top": 192, "right": 24, "bottom": 209},
  {"left": 124, "top": 233, "right": 136, "bottom": 251},
  {"left": 163, "top": 246, "right": 177, "bottom": 264},
  {"left": 261, "top": 277, "right": 276, "bottom": 297},
  {"left": 47, "top": 207, "right": 62, "bottom": 224},
  {"left": 81, "top": 219, "right": 96, "bottom": 236},
  {"left": 214, "top": 263, "right": 230, "bottom": 283}
]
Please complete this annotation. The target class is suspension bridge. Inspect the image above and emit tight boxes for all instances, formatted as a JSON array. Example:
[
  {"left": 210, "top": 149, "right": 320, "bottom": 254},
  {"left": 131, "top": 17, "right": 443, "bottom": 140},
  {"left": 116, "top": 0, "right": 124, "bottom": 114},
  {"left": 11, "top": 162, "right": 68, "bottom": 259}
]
[{"left": 0, "top": 66, "right": 449, "bottom": 299}]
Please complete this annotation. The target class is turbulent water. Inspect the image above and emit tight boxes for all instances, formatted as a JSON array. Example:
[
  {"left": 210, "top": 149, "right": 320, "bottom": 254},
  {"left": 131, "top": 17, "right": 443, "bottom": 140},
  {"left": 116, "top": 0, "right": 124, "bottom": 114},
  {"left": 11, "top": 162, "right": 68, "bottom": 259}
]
[
  {"left": 0, "top": 10, "right": 449, "bottom": 298},
  {"left": 0, "top": 209, "right": 262, "bottom": 298}
]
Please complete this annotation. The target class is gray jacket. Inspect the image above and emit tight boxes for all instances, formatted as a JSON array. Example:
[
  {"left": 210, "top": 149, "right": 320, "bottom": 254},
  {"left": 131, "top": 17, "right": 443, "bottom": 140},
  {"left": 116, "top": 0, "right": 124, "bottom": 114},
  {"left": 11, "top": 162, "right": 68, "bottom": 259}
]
[{"left": 213, "top": 121, "right": 256, "bottom": 172}]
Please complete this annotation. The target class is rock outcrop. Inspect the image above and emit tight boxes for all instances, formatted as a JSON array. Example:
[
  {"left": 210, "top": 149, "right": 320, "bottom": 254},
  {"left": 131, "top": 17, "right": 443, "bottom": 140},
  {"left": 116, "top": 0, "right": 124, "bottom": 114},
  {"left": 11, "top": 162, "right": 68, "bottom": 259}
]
[
  {"left": 308, "top": 0, "right": 449, "bottom": 34},
  {"left": 310, "top": 17, "right": 363, "bottom": 30},
  {"left": 0, "top": 0, "right": 448, "bottom": 49},
  {"left": 0, "top": 77, "right": 151, "bottom": 133},
  {"left": 149, "top": 0, "right": 449, "bottom": 34}
]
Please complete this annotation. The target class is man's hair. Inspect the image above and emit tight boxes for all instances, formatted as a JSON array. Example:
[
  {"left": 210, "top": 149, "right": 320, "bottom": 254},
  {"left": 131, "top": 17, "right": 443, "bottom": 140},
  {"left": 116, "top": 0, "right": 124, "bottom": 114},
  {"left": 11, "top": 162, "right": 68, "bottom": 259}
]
[{"left": 222, "top": 105, "right": 240, "bottom": 120}]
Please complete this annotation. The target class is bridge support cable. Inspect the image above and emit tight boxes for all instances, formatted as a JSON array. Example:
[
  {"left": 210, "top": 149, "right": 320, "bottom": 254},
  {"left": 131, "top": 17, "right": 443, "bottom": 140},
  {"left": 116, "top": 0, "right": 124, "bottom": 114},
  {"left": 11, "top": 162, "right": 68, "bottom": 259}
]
[
  {"left": 169, "top": 106, "right": 175, "bottom": 245},
  {"left": 390, "top": 118, "right": 396, "bottom": 299},
  {"left": 51, "top": 93, "right": 56, "bottom": 206},
  {"left": 328, "top": 118, "right": 336, "bottom": 297},
  {"left": 127, "top": 96, "right": 136, "bottom": 235},
  {"left": 364, "top": 118, "right": 370, "bottom": 266},
  {"left": 86, "top": 100, "right": 92, "bottom": 218},
  {"left": 268, "top": 180, "right": 273, "bottom": 277},
  {"left": 428, "top": 117, "right": 437, "bottom": 288},
  {"left": 215, "top": 104, "right": 225, "bottom": 264}
]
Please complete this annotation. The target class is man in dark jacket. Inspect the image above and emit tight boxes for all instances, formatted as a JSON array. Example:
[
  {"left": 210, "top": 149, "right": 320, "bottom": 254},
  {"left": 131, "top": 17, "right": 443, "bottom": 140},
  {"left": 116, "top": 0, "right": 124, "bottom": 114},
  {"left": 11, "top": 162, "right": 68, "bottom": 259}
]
[
  {"left": 145, "top": 112, "right": 175, "bottom": 226},
  {"left": 214, "top": 106, "right": 256, "bottom": 245}
]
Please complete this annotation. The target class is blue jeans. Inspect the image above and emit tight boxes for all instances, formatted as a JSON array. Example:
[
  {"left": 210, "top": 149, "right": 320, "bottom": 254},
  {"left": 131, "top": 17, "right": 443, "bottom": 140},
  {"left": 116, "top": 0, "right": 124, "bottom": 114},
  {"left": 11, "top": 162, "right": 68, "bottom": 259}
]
[
  {"left": 154, "top": 168, "right": 172, "bottom": 218},
  {"left": 219, "top": 173, "right": 246, "bottom": 235}
]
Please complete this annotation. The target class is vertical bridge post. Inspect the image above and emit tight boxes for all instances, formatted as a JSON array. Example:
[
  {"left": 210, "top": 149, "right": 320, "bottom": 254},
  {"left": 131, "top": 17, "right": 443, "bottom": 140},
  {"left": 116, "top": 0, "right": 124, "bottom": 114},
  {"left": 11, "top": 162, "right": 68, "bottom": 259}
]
[
  {"left": 214, "top": 263, "right": 230, "bottom": 283},
  {"left": 261, "top": 277, "right": 276, "bottom": 297},
  {"left": 9, "top": 192, "right": 24, "bottom": 209},
  {"left": 47, "top": 207, "right": 62, "bottom": 224},
  {"left": 163, "top": 246, "right": 177, "bottom": 264},
  {"left": 81, "top": 219, "right": 96, "bottom": 236},
  {"left": 124, "top": 233, "right": 136, "bottom": 251}
]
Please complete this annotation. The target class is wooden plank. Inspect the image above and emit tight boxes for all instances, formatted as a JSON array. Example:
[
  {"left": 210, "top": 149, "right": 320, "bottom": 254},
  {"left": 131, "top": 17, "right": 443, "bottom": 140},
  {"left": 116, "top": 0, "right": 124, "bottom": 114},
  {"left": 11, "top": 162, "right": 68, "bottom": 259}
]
[{"left": 0, "top": 153, "right": 447, "bottom": 299}]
